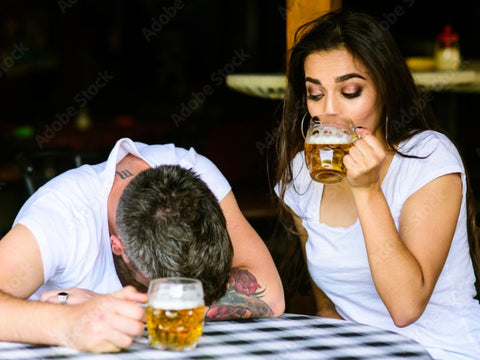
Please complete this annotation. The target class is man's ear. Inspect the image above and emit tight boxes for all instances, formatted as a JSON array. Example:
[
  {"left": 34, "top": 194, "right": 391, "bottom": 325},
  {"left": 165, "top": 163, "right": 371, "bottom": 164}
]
[{"left": 111, "top": 235, "right": 125, "bottom": 256}]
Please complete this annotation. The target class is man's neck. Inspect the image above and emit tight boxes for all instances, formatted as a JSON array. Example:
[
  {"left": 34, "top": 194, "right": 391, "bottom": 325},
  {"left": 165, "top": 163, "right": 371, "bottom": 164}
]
[{"left": 107, "top": 154, "right": 150, "bottom": 236}]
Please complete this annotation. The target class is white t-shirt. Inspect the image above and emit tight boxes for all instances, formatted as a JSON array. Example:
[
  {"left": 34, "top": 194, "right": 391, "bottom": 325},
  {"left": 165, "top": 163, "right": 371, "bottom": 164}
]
[
  {"left": 277, "top": 131, "right": 480, "bottom": 360},
  {"left": 14, "top": 138, "right": 231, "bottom": 300}
]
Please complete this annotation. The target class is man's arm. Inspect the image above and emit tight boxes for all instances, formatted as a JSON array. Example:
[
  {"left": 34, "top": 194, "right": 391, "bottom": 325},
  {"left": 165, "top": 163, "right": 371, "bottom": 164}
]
[
  {"left": 0, "top": 286, "right": 147, "bottom": 352},
  {"left": 0, "top": 225, "right": 147, "bottom": 351},
  {"left": 206, "top": 191, "right": 285, "bottom": 321},
  {"left": 0, "top": 224, "right": 45, "bottom": 298}
]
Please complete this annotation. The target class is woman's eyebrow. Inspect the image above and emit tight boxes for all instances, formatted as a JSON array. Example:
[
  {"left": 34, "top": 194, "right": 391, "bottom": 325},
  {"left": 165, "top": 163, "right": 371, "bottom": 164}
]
[
  {"left": 305, "top": 76, "right": 321, "bottom": 85},
  {"left": 335, "top": 73, "right": 366, "bottom": 82},
  {"left": 305, "top": 73, "right": 366, "bottom": 85}
]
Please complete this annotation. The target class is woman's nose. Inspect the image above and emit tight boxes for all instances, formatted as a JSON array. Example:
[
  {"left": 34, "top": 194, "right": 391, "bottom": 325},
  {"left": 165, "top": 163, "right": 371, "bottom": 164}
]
[{"left": 309, "top": 95, "right": 339, "bottom": 115}]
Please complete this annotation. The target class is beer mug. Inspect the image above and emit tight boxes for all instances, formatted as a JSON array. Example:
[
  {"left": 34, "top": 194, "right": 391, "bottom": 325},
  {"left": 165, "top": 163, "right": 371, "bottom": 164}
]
[
  {"left": 146, "top": 277, "right": 206, "bottom": 351},
  {"left": 304, "top": 113, "right": 358, "bottom": 184}
]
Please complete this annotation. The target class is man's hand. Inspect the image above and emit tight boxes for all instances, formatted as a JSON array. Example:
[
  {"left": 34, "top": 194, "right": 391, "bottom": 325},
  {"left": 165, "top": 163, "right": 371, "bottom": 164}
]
[
  {"left": 58, "top": 286, "right": 147, "bottom": 353},
  {"left": 40, "top": 287, "right": 99, "bottom": 305}
]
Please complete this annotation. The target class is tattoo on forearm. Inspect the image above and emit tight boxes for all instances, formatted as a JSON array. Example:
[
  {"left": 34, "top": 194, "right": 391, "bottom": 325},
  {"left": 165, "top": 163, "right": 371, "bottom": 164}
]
[
  {"left": 116, "top": 169, "right": 133, "bottom": 180},
  {"left": 206, "top": 268, "right": 273, "bottom": 321}
]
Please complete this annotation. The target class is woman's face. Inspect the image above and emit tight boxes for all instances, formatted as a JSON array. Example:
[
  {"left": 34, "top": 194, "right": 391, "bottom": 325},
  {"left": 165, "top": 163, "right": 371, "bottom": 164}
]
[{"left": 304, "top": 48, "right": 380, "bottom": 133}]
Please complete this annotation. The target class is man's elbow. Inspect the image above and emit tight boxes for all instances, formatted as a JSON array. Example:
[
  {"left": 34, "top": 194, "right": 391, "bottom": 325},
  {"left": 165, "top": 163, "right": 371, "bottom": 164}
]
[{"left": 268, "top": 293, "right": 286, "bottom": 318}]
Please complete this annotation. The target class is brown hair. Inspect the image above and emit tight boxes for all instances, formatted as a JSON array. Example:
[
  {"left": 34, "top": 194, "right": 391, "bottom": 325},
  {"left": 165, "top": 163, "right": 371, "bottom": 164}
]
[{"left": 272, "top": 10, "right": 480, "bottom": 299}]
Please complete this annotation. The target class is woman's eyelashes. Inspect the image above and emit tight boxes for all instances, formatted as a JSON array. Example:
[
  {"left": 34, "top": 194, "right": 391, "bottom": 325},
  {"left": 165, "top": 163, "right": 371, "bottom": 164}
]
[
  {"left": 307, "top": 92, "right": 323, "bottom": 100},
  {"left": 306, "top": 86, "right": 362, "bottom": 101},
  {"left": 342, "top": 87, "right": 362, "bottom": 99}
]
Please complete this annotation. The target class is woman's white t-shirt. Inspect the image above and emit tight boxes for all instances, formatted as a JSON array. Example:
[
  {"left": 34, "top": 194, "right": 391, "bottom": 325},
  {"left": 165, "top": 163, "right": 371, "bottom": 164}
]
[
  {"left": 14, "top": 138, "right": 231, "bottom": 300},
  {"left": 278, "top": 131, "right": 480, "bottom": 360}
]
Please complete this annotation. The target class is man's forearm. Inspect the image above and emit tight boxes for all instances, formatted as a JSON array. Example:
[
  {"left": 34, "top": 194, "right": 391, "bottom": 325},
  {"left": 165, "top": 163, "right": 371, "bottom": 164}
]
[
  {"left": 0, "top": 290, "right": 65, "bottom": 345},
  {"left": 205, "top": 268, "right": 274, "bottom": 321}
]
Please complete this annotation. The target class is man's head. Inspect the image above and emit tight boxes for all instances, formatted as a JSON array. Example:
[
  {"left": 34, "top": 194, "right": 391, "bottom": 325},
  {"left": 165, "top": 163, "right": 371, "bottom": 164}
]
[{"left": 115, "top": 165, "right": 233, "bottom": 305}]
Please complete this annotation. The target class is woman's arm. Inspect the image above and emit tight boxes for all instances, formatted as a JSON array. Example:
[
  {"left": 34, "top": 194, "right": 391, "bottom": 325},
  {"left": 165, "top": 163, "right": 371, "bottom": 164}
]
[
  {"left": 345, "top": 134, "right": 462, "bottom": 327},
  {"left": 292, "top": 213, "right": 343, "bottom": 319},
  {"left": 205, "top": 191, "right": 285, "bottom": 321}
]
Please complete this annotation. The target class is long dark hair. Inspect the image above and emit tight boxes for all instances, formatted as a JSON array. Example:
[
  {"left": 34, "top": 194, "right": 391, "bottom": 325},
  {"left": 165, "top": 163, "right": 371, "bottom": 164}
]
[{"left": 273, "top": 10, "right": 480, "bottom": 299}]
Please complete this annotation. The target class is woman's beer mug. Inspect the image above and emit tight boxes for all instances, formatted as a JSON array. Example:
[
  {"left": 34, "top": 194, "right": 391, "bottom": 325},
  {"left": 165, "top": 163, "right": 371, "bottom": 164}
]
[
  {"left": 304, "top": 113, "right": 358, "bottom": 184},
  {"left": 146, "top": 277, "right": 206, "bottom": 351}
]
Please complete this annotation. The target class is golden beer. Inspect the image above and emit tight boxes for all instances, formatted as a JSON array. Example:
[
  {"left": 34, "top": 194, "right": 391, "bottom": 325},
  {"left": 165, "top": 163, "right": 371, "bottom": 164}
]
[
  {"left": 146, "top": 278, "right": 206, "bottom": 352},
  {"left": 304, "top": 114, "right": 357, "bottom": 184},
  {"left": 305, "top": 142, "right": 353, "bottom": 184},
  {"left": 146, "top": 304, "right": 206, "bottom": 351}
]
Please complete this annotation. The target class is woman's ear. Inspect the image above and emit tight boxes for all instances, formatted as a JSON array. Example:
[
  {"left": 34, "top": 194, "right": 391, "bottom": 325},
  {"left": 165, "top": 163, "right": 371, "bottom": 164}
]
[{"left": 111, "top": 235, "right": 125, "bottom": 256}]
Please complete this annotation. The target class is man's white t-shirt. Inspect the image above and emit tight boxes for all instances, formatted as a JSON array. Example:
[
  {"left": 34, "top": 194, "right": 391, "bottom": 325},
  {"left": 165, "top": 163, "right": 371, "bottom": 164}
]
[
  {"left": 277, "top": 131, "right": 480, "bottom": 360},
  {"left": 14, "top": 138, "right": 231, "bottom": 300}
]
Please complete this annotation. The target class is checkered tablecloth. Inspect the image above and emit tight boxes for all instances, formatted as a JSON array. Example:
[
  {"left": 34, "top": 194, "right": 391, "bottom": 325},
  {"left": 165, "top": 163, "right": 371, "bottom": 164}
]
[{"left": 0, "top": 313, "right": 432, "bottom": 359}]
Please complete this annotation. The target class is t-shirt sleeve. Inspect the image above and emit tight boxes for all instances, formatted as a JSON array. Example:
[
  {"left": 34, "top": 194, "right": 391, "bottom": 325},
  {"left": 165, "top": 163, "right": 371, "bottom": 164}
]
[
  {"left": 14, "top": 190, "right": 72, "bottom": 283},
  {"left": 139, "top": 144, "right": 231, "bottom": 202},
  {"left": 401, "top": 132, "right": 465, "bottom": 198},
  {"left": 181, "top": 148, "right": 232, "bottom": 202},
  {"left": 13, "top": 168, "right": 105, "bottom": 289}
]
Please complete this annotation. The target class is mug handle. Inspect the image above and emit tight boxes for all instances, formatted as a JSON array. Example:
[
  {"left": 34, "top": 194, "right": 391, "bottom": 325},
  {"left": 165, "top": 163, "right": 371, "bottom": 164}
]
[{"left": 353, "top": 126, "right": 367, "bottom": 141}]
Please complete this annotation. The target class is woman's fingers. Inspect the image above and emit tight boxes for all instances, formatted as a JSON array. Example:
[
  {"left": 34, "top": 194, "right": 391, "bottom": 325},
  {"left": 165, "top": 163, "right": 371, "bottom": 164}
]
[{"left": 344, "top": 134, "right": 386, "bottom": 187}]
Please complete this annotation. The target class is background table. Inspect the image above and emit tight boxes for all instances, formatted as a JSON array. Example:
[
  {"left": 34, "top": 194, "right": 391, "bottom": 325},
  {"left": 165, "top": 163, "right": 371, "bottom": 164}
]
[{"left": 0, "top": 313, "right": 432, "bottom": 359}]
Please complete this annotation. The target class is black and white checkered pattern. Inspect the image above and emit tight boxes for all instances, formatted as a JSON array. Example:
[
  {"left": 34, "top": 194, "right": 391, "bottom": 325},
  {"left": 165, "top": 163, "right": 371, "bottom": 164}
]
[{"left": 0, "top": 313, "right": 432, "bottom": 359}]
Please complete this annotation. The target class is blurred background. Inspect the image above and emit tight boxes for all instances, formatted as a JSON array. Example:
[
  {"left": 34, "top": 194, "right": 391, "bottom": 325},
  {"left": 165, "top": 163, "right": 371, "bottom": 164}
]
[{"left": 0, "top": 0, "right": 479, "bottom": 311}]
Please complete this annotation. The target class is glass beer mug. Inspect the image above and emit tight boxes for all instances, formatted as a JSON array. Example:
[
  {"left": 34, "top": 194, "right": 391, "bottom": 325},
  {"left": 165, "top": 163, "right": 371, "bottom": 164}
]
[
  {"left": 304, "top": 113, "right": 358, "bottom": 184},
  {"left": 146, "top": 277, "right": 206, "bottom": 351}
]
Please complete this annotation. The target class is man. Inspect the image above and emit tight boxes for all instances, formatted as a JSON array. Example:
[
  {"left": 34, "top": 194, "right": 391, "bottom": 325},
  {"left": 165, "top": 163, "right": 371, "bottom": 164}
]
[{"left": 0, "top": 138, "right": 284, "bottom": 352}]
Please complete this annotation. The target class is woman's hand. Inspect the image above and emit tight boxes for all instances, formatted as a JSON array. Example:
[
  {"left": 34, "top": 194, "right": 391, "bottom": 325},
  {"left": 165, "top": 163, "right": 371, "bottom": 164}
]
[
  {"left": 343, "top": 128, "right": 386, "bottom": 189},
  {"left": 40, "top": 287, "right": 99, "bottom": 305}
]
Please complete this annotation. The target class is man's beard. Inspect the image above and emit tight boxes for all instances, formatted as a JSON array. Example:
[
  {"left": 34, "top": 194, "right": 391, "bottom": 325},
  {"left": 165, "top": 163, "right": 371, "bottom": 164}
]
[{"left": 113, "top": 254, "right": 148, "bottom": 293}]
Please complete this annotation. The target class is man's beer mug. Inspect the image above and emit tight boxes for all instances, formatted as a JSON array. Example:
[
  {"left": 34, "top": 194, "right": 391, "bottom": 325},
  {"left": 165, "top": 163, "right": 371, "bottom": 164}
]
[
  {"left": 146, "top": 277, "right": 206, "bottom": 351},
  {"left": 304, "top": 113, "right": 358, "bottom": 184}
]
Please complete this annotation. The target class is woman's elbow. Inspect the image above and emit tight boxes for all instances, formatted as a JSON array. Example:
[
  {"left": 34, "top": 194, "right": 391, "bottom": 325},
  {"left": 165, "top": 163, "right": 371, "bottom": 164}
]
[{"left": 390, "top": 304, "right": 425, "bottom": 328}]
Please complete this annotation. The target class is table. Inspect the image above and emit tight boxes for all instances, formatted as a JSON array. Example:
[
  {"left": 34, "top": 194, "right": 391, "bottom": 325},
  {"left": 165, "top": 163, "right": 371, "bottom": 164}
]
[{"left": 0, "top": 313, "right": 432, "bottom": 359}]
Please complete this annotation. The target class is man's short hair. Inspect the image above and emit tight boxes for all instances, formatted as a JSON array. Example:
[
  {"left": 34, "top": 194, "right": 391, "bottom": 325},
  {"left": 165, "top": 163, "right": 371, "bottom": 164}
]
[{"left": 116, "top": 165, "right": 233, "bottom": 305}]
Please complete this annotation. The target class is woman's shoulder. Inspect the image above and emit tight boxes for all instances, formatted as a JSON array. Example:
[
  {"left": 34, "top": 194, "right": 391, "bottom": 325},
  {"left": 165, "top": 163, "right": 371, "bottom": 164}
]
[
  {"left": 388, "top": 130, "right": 465, "bottom": 196},
  {"left": 398, "top": 130, "right": 459, "bottom": 156}
]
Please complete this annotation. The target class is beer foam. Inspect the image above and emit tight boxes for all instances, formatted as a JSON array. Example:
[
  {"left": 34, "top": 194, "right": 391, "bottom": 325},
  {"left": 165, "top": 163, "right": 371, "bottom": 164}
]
[
  {"left": 149, "top": 299, "right": 204, "bottom": 310},
  {"left": 306, "top": 132, "right": 353, "bottom": 145}
]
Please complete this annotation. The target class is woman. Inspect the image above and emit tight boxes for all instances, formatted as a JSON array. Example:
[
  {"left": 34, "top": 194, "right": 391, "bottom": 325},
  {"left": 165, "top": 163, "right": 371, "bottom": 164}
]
[{"left": 273, "top": 10, "right": 480, "bottom": 360}]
